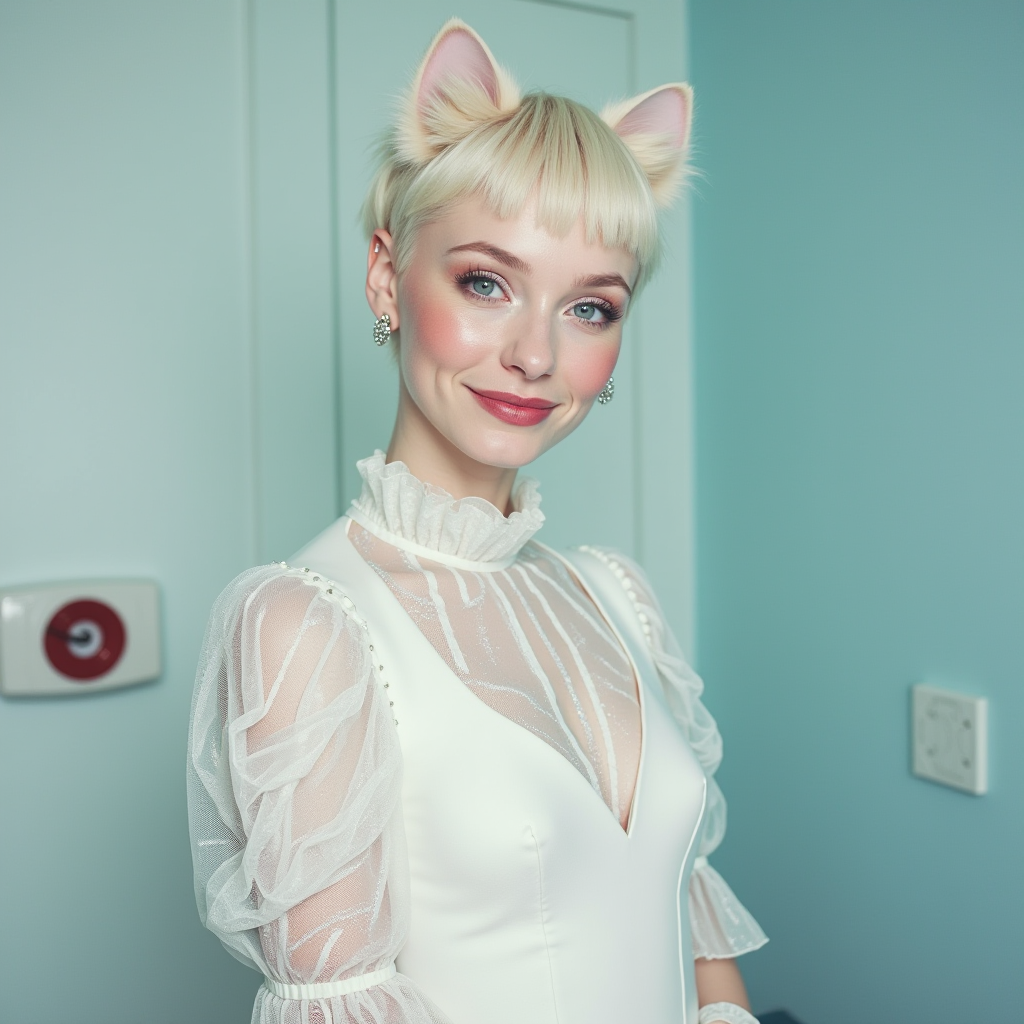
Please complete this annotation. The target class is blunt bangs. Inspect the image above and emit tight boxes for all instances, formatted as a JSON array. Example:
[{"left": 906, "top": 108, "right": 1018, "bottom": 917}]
[{"left": 363, "top": 93, "right": 661, "bottom": 292}]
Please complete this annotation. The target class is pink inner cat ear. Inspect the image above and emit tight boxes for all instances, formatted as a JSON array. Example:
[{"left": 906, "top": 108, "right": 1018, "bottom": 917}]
[
  {"left": 601, "top": 83, "right": 694, "bottom": 207},
  {"left": 610, "top": 85, "right": 692, "bottom": 149},
  {"left": 417, "top": 23, "right": 500, "bottom": 112},
  {"left": 398, "top": 20, "right": 520, "bottom": 166}
]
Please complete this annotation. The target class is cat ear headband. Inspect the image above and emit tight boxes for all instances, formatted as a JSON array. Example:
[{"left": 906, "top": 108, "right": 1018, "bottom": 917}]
[{"left": 397, "top": 18, "right": 693, "bottom": 207}]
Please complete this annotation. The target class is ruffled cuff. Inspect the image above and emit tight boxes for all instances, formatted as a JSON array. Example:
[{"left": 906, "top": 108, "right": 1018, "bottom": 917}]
[
  {"left": 689, "top": 857, "right": 768, "bottom": 960},
  {"left": 698, "top": 1003, "right": 759, "bottom": 1024},
  {"left": 252, "top": 970, "right": 452, "bottom": 1024}
]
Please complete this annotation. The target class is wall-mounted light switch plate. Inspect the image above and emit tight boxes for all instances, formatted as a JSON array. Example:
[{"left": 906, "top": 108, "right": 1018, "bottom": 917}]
[{"left": 912, "top": 684, "right": 987, "bottom": 795}]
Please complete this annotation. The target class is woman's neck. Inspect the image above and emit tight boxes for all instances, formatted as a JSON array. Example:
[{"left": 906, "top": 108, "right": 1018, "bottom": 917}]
[{"left": 387, "top": 383, "right": 519, "bottom": 514}]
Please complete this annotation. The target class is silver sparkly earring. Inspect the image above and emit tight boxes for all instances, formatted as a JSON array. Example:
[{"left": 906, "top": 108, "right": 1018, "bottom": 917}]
[
  {"left": 597, "top": 376, "right": 615, "bottom": 405},
  {"left": 373, "top": 312, "right": 391, "bottom": 347}
]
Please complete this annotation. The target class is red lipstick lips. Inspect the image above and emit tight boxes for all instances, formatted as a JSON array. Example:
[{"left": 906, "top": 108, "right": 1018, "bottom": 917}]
[{"left": 468, "top": 387, "right": 557, "bottom": 427}]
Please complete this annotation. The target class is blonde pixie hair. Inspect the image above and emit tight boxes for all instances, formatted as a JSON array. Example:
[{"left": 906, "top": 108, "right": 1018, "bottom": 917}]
[{"left": 362, "top": 20, "right": 693, "bottom": 294}]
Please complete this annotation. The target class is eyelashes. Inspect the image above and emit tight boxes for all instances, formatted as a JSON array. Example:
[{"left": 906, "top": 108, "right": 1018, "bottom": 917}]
[
  {"left": 579, "top": 300, "right": 623, "bottom": 325},
  {"left": 453, "top": 267, "right": 625, "bottom": 326},
  {"left": 454, "top": 267, "right": 501, "bottom": 285}
]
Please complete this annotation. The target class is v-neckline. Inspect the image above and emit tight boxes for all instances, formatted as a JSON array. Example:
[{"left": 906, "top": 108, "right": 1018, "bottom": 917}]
[
  {"left": 342, "top": 518, "right": 648, "bottom": 838},
  {"left": 533, "top": 540, "right": 648, "bottom": 838}
]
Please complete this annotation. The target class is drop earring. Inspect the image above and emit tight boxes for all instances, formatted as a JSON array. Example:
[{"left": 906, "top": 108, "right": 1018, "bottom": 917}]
[
  {"left": 597, "top": 377, "right": 615, "bottom": 405},
  {"left": 373, "top": 312, "right": 391, "bottom": 347}
]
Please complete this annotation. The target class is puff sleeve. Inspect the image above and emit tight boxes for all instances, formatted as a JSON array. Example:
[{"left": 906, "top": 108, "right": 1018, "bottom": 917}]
[
  {"left": 187, "top": 564, "right": 451, "bottom": 1024},
  {"left": 578, "top": 548, "right": 768, "bottom": 961}
]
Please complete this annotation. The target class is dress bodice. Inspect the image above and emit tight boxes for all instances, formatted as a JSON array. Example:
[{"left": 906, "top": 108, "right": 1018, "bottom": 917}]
[
  {"left": 186, "top": 454, "right": 767, "bottom": 1024},
  {"left": 294, "top": 518, "right": 707, "bottom": 1023}
]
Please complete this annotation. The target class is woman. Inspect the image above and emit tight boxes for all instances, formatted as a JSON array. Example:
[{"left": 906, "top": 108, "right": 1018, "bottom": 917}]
[{"left": 188, "top": 20, "right": 766, "bottom": 1024}]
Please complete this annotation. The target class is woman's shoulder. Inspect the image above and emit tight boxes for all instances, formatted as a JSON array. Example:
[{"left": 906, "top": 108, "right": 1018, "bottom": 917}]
[
  {"left": 194, "top": 558, "right": 376, "bottom": 730},
  {"left": 555, "top": 543, "right": 659, "bottom": 616},
  {"left": 553, "top": 543, "right": 718, "bottom": 744},
  {"left": 203, "top": 552, "right": 367, "bottom": 661},
  {"left": 521, "top": 542, "right": 662, "bottom": 660},
  {"left": 209, "top": 516, "right": 365, "bottom": 614},
  {"left": 569, "top": 544, "right": 651, "bottom": 588},
  {"left": 209, "top": 558, "right": 347, "bottom": 611}
]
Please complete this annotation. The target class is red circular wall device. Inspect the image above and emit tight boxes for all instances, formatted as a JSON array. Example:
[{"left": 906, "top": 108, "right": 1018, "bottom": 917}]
[{"left": 44, "top": 599, "right": 126, "bottom": 681}]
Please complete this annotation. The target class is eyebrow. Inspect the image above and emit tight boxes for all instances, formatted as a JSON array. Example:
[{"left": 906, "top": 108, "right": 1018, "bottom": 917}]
[
  {"left": 572, "top": 273, "right": 633, "bottom": 298},
  {"left": 446, "top": 242, "right": 531, "bottom": 274}
]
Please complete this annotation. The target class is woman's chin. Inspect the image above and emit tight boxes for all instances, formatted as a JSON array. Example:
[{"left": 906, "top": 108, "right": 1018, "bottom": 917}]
[{"left": 450, "top": 428, "right": 553, "bottom": 472}]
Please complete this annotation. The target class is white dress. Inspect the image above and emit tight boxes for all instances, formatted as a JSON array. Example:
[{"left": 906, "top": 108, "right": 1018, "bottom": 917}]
[{"left": 187, "top": 452, "right": 766, "bottom": 1024}]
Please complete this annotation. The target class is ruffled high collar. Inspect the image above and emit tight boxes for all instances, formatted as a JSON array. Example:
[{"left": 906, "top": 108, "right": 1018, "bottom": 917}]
[{"left": 348, "top": 451, "right": 544, "bottom": 569}]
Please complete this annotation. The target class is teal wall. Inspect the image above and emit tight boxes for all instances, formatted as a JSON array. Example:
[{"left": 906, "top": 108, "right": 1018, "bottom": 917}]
[{"left": 690, "top": 3, "right": 1023, "bottom": 1021}]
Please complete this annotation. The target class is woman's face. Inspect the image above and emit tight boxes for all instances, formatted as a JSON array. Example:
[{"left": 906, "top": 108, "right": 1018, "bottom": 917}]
[{"left": 378, "top": 196, "right": 637, "bottom": 471}]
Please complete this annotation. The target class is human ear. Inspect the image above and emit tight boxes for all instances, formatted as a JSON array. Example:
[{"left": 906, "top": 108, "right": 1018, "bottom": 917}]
[
  {"left": 366, "top": 230, "right": 400, "bottom": 330},
  {"left": 602, "top": 84, "right": 693, "bottom": 206},
  {"left": 397, "top": 18, "right": 521, "bottom": 165}
]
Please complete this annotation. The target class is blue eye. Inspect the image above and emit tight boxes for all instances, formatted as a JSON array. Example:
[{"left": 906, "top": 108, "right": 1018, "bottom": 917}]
[
  {"left": 573, "top": 302, "right": 602, "bottom": 322},
  {"left": 456, "top": 270, "right": 511, "bottom": 301}
]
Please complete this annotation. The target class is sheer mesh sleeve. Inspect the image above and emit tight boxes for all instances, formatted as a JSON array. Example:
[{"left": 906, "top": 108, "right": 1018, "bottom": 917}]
[
  {"left": 187, "top": 564, "right": 451, "bottom": 1024},
  {"left": 578, "top": 548, "right": 768, "bottom": 961}
]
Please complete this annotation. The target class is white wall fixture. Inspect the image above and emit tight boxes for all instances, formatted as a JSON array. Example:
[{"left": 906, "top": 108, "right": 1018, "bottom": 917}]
[
  {"left": 911, "top": 684, "right": 988, "bottom": 795},
  {"left": 0, "top": 580, "right": 161, "bottom": 696}
]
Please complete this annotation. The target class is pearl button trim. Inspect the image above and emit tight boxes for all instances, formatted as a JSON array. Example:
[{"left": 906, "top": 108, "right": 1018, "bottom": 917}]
[
  {"left": 577, "top": 546, "right": 654, "bottom": 642},
  {"left": 276, "top": 561, "right": 398, "bottom": 727}
]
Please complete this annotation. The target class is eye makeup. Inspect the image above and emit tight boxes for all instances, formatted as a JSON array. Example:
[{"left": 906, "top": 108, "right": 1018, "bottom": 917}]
[
  {"left": 454, "top": 267, "right": 509, "bottom": 300},
  {"left": 568, "top": 298, "right": 623, "bottom": 326},
  {"left": 453, "top": 267, "right": 624, "bottom": 327}
]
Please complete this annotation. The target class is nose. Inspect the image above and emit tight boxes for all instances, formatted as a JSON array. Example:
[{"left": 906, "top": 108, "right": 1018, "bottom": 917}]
[{"left": 503, "top": 308, "right": 556, "bottom": 380}]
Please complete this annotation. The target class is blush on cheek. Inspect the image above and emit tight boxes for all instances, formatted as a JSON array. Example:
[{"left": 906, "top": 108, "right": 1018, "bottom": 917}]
[
  {"left": 402, "top": 280, "right": 478, "bottom": 367},
  {"left": 412, "top": 299, "right": 462, "bottom": 363},
  {"left": 572, "top": 348, "right": 620, "bottom": 401}
]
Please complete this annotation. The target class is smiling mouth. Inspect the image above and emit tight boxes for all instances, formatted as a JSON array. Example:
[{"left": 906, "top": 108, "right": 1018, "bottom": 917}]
[{"left": 467, "top": 387, "right": 557, "bottom": 427}]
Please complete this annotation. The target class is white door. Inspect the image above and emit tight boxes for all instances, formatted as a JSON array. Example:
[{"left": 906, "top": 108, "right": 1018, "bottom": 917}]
[{"left": 251, "top": 0, "right": 694, "bottom": 650}]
